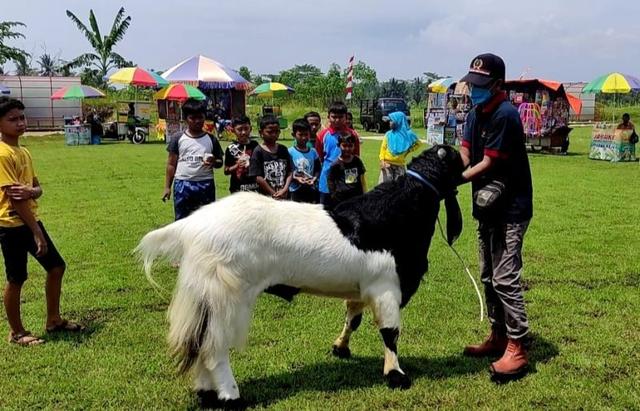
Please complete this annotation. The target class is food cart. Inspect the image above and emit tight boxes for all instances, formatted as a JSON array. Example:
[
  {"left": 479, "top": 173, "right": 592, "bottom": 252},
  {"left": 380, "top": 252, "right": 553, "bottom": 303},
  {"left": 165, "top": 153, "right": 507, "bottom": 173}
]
[
  {"left": 503, "top": 79, "right": 582, "bottom": 152},
  {"left": 103, "top": 100, "right": 151, "bottom": 144}
]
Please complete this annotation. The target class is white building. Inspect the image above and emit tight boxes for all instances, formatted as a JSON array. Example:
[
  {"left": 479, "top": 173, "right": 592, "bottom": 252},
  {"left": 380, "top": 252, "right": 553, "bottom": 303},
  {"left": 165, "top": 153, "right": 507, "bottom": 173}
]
[
  {"left": 563, "top": 82, "right": 596, "bottom": 122},
  {"left": 0, "top": 75, "right": 82, "bottom": 130}
]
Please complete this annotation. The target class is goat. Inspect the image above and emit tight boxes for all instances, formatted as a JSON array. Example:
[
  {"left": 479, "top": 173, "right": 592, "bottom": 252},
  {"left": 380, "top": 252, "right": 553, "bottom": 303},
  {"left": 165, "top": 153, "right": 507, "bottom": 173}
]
[{"left": 136, "top": 144, "right": 464, "bottom": 408}]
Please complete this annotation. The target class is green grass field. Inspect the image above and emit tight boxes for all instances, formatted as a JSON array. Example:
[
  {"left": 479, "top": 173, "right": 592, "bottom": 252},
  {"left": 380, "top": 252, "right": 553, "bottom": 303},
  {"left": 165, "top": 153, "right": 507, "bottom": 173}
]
[{"left": 0, "top": 128, "right": 638, "bottom": 410}]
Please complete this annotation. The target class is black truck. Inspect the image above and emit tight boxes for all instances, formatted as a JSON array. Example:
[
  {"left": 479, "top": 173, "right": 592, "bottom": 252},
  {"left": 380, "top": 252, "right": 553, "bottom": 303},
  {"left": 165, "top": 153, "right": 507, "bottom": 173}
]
[{"left": 359, "top": 98, "right": 410, "bottom": 133}]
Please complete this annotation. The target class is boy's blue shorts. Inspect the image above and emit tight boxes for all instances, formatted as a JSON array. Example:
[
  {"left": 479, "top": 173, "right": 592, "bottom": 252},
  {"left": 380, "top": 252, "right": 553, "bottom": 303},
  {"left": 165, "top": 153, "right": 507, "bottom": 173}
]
[{"left": 173, "top": 179, "right": 215, "bottom": 220}]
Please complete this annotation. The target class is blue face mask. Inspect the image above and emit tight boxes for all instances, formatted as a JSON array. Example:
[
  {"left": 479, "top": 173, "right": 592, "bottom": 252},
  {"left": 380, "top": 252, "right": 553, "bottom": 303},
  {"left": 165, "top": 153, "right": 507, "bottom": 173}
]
[{"left": 470, "top": 86, "right": 493, "bottom": 106}]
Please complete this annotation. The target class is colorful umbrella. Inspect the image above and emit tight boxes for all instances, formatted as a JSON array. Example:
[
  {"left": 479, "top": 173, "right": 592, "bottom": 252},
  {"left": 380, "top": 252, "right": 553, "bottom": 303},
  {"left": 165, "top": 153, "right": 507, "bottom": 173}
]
[
  {"left": 428, "top": 78, "right": 455, "bottom": 93},
  {"left": 250, "top": 82, "right": 295, "bottom": 98},
  {"left": 161, "top": 55, "right": 250, "bottom": 89},
  {"left": 51, "top": 85, "right": 105, "bottom": 100},
  {"left": 153, "top": 84, "right": 206, "bottom": 102},
  {"left": 582, "top": 72, "right": 640, "bottom": 94},
  {"left": 108, "top": 67, "right": 168, "bottom": 87}
]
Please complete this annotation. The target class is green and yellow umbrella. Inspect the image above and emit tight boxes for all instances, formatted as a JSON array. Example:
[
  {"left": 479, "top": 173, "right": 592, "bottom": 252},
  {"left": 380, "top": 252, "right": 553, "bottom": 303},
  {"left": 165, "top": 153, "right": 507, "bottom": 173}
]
[
  {"left": 250, "top": 82, "right": 295, "bottom": 98},
  {"left": 427, "top": 78, "right": 455, "bottom": 94},
  {"left": 582, "top": 72, "right": 640, "bottom": 94},
  {"left": 153, "top": 83, "right": 206, "bottom": 102}
]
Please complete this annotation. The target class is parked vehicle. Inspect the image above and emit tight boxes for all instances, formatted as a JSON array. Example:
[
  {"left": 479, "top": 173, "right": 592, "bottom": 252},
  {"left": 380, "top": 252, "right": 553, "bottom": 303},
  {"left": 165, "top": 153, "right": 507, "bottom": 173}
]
[{"left": 359, "top": 98, "right": 410, "bottom": 133}]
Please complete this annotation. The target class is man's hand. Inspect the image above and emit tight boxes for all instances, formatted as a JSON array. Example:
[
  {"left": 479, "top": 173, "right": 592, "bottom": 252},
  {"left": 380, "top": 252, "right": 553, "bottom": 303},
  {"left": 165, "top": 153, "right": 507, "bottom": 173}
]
[
  {"left": 7, "top": 184, "right": 33, "bottom": 201},
  {"left": 162, "top": 188, "right": 171, "bottom": 202},
  {"left": 273, "top": 189, "right": 288, "bottom": 200}
]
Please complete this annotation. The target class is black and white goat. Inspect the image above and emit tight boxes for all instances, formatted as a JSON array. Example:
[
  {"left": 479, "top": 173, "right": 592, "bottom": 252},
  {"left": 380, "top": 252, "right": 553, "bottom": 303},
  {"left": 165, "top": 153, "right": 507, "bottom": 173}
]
[{"left": 136, "top": 144, "right": 464, "bottom": 407}]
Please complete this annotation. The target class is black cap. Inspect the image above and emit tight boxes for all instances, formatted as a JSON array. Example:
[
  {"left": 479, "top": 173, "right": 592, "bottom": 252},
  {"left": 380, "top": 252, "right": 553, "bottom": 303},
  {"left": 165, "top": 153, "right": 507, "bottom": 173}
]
[{"left": 460, "top": 53, "right": 505, "bottom": 87}]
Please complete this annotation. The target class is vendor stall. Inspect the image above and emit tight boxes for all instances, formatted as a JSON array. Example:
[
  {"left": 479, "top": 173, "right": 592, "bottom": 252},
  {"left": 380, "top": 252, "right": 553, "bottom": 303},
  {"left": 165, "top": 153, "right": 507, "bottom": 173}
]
[
  {"left": 425, "top": 79, "right": 469, "bottom": 146},
  {"left": 503, "top": 79, "right": 582, "bottom": 153},
  {"left": 588, "top": 123, "right": 637, "bottom": 162},
  {"left": 582, "top": 72, "right": 640, "bottom": 162},
  {"left": 160, "top": 55, "right": 250, "bottom": 139}
]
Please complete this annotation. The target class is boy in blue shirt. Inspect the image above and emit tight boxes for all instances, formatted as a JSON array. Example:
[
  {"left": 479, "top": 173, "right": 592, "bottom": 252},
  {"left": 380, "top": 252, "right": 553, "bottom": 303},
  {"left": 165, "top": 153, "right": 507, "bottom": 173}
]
[{"left": 288, "top": 119, "right": 320, "bottom": 203}]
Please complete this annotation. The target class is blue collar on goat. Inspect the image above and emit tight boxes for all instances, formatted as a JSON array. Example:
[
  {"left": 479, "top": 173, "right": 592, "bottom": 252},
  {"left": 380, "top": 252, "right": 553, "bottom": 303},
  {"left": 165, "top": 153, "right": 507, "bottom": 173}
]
[
  {"left": 330, "top": 144, "right": 464, "bottom": 306},
  {"left": 405, "top": 169, "right": 440, "bottom": 197}
]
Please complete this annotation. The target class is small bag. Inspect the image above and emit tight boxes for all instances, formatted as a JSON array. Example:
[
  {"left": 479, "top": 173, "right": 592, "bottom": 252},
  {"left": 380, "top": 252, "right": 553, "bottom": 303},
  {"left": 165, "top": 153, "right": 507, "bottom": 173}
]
[
  {"left": 473, "top": 180, "right": 506, "bottom": 211},
  {"left": 630, "top": 130, "right": 639, "bottom": 144}
]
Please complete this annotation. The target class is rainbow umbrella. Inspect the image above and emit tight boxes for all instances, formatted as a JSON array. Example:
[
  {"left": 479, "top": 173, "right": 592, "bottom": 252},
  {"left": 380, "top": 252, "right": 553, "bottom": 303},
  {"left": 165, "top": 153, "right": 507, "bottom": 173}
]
[
  {"left": 250, "top": 82, "right": 295, "bottom": 98},
  {"left": 51, "top": 85, "right": 105, "bottom": 100},
  {"left": 428, "top": 78, "right": 455, "bottom": 94},
  {"left": 153, "top": 84, "right": 206, "bottom": 102},
  {"left": 582, "top": 72, "right": 640, "bottom": 94},
  {"left": 108, "top": 67, "right": 168, "bottom": 87},
  {"left": 161, "top": 55, "right": 250, "bottom": 89}
]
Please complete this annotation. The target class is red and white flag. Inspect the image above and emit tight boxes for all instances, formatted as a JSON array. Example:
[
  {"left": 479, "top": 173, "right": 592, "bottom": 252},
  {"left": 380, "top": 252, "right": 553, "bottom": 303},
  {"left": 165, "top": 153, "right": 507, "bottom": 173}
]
[{"left": 345, "top": 54, "right": 354, "bottom": 100}]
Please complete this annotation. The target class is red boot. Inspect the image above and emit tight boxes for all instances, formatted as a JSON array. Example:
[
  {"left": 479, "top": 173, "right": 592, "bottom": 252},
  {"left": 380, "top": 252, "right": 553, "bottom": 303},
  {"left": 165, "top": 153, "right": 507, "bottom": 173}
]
[
  {"left": 463, "top": 329, "right": 507, "bottom": 357},
  {"left": 490, "top": 338, "right": 528, "bottom": 378}
]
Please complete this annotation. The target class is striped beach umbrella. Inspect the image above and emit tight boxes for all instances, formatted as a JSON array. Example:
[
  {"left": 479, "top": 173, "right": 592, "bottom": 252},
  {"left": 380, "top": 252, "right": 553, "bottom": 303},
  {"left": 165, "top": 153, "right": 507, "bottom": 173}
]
[
  {"left": 153, "top": 84, "right": 206, "bottom": 102},
  {"left": 250, "top": 82, "right": 295, "bottom": 98},
  {"left": 428, "top": 78, "right": 455, "bottom": 93},
  {"left": 108, "top": 67, "right": 168, "bottom": 88},
  {"left": 161, "top": 55, "right": 250, "bottom": 89},
  {"left": 51, "top": 85, "right": 105, "bottom": 100},
  {"left": 582, "top": 72, "right": 640, "bottom": 94}
]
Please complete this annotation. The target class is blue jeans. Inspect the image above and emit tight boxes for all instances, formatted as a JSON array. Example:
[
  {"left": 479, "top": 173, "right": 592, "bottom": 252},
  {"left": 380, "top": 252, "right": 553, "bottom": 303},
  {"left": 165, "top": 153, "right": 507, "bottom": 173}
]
[{"left": 173, "top": 179, "right": 215, "bottom": 220}]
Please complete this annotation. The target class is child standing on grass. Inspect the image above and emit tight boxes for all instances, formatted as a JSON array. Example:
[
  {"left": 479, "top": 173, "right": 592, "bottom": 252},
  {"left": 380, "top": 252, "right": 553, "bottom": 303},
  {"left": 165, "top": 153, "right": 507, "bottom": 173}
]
[
  {"left": 162, "top": 99, "right": 224, "bottom": 220},
  {"left": 379, "top": 111, "right": 420, "bottom": 183},
  {"left": 288, "top": 119, "right": 320, "bottom": 203},
  {"left": 224, "top": 115, "right": 259, "bottom": 193},
  {"left": 0, "top": 97, "right": 81, "bottom": 346},
  {"left": 248, "top": 115, "right": 293, "bottom": 200},
  {"left": 328, "top": 132, "right": 366, "bottom": 208}
]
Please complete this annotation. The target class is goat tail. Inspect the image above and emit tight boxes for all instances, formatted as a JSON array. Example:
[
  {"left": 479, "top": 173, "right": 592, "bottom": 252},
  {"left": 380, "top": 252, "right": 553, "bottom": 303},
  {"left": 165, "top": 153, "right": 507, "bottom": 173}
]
[
  {"left": 168, "top": 284, "right": 209, "bottom": 374},
  {"left": 135, "top": 221, "right": 186, "bottom": 288},
  {"left": 168, "top": 262, "right": 254, "bottom": 376}
]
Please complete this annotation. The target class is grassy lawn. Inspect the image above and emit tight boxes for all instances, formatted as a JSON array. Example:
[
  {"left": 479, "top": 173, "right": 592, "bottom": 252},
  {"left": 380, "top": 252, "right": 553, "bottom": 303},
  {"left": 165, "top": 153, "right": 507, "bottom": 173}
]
[{"left": 0, "top": 128, "right": 638, "bottom": 410}]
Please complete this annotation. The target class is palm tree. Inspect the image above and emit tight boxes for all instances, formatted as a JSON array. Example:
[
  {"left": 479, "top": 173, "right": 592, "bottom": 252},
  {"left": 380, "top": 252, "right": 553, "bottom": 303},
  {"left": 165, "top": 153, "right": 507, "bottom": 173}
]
[
  {"left": 14, "top": 55, "right": 36, "bottom": 76},
  {"left": 64, "top": 7, "right": 132, "bottom": 87},
  {"left": 37, "top": 53, "right": 61, "bottom": 76},
  {"left": 0, "top": 21, "right": 30, "bottom": 68}
]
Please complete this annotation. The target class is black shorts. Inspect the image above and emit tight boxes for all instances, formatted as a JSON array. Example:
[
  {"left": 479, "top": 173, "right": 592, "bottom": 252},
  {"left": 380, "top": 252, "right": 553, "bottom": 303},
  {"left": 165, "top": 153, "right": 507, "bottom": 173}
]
[
  {"left": 0, "top": 221, "right": 65, "bottom": 284},
  {"left": 290, "top": 186, "right": 318, "bottom": 203}
]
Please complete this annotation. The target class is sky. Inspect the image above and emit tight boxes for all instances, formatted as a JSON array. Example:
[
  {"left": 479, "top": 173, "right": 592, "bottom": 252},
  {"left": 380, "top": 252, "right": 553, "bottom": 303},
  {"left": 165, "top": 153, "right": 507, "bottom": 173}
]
[{"left": 3, "top": 0, "right": 640, "bottom": 83}]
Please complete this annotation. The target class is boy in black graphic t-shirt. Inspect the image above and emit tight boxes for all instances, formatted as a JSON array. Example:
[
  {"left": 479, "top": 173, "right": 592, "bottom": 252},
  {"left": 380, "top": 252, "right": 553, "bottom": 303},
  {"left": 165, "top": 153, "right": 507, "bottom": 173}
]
[
  {"left": 224, "top": 115, "right": 259, "bottom": 193},
  {"left": 248, "top": 115, "right": 293, "bottom": 199},
  {"left": 327, "top": 132, "right": 366, "bottom": 208}
]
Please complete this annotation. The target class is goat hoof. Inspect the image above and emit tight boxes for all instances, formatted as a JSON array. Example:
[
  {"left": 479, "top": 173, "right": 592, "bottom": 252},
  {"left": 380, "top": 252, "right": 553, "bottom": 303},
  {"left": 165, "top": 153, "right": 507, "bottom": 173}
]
[
  {"left": 196, "top": 390, "right": 218, "bottom": 409},
  {"left": 332, "top": 344, "right": 351, "bottom": 359},
  {"left": 197, "top": 390, "right": 246, "bottom": 410},
  {"left": 385, "top": 370, "right": 412, "bottom": 389}
]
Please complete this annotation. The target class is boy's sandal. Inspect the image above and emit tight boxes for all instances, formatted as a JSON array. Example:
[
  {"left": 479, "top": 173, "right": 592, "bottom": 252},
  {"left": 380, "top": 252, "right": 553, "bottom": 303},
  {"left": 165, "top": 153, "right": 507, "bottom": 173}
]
[
  {"left": 9, "top": 331, "right": 46, "bottom": 346},
  {"left": 46, "top": 319, "right": 83, "bottom": 333}
]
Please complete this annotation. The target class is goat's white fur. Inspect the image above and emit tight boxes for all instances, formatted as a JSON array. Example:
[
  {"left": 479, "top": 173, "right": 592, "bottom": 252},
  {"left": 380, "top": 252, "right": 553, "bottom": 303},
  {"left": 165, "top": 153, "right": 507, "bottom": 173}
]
[{"left": 137, "top": 192, "right": 404, "bottom": 401}]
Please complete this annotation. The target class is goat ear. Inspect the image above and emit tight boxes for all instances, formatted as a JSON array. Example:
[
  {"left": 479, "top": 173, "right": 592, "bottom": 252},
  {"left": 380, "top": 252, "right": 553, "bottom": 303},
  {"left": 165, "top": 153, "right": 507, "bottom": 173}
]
[
  {"left": 444, "top": 194, "right": 462, "bottom": 245},
  {"left": 437, "top": 147, "right": 447, "bottom": 160}
]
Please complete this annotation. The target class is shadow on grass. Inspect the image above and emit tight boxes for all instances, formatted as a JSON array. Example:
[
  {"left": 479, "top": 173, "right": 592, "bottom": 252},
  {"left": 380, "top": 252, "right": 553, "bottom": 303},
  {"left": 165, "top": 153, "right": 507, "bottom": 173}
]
[
  {"left": 229, "top": 333, "right": 559, "bottom": 409},
  {"left": 43, "top": 306, "right": 123, "bottom": 345}
]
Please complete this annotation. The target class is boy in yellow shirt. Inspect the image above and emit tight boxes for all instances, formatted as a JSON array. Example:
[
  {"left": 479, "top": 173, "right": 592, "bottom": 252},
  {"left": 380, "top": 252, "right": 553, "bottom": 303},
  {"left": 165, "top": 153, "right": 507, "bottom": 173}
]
[{"left": 0, "top": 97, "right": 80, "bottom": 346}]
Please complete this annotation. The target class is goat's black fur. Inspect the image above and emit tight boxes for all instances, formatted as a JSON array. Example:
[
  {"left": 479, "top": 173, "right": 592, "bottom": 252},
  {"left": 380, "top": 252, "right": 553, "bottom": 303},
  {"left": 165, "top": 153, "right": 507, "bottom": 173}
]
[{"left": 330, "top": 145, "right": 463, "bottom": 307}]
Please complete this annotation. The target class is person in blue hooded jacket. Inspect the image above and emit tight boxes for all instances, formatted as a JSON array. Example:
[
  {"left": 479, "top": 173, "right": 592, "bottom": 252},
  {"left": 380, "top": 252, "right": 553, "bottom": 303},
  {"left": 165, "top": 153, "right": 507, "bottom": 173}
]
[{"left": 378, "top": 111, "right": 420, "bottom": 183}]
